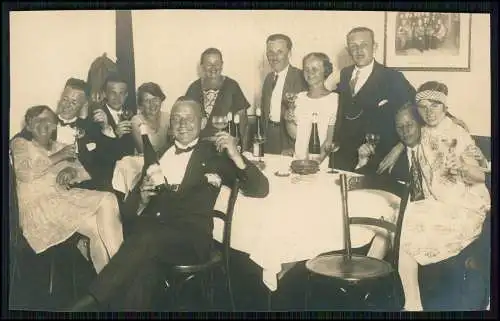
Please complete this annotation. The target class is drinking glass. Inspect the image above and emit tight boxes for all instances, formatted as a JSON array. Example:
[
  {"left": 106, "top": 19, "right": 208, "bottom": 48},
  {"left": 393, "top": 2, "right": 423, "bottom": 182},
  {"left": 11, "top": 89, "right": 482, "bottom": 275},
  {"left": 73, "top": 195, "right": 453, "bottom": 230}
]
[
  {"left": 74, "top": 127, "right": 86, "bottom": 155},
  {"left": 120, "top": 108, "right": 134, "bottom": 121},
  {"left": 212, "top": 115, "right": 229, "bottom": 132},
  {"left": 365, "top": 133, "right": 380, "bottom": 148}
]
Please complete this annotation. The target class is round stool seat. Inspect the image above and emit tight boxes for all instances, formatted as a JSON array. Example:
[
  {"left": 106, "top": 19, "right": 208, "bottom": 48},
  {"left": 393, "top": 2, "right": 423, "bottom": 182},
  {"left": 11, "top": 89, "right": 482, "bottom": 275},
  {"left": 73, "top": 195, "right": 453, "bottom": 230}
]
[{"left": 306, "top": 254, "right": 394, "bottom": 282}]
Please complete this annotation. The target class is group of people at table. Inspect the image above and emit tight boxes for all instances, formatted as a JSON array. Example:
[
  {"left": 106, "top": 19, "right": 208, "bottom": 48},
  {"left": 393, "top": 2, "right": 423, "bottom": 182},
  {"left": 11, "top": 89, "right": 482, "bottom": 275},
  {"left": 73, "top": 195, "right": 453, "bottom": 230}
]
[{"left": 10, "top": 26, "right": 490, "bottom": 312}]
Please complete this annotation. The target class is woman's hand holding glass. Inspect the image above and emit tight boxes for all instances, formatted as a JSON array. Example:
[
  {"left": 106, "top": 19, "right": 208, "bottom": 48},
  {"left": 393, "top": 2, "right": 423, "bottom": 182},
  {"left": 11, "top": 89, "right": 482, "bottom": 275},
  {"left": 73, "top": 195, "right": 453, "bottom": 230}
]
[{"left": 56, "top": 166, "right": 78, "bottom": 189}]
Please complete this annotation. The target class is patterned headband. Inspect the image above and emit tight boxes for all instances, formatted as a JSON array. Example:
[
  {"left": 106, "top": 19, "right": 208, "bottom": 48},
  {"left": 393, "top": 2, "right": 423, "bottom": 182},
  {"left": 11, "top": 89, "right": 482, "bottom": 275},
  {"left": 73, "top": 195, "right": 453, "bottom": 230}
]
[{"left": 415, "top": 90, "right": 447, "bottom": 105}]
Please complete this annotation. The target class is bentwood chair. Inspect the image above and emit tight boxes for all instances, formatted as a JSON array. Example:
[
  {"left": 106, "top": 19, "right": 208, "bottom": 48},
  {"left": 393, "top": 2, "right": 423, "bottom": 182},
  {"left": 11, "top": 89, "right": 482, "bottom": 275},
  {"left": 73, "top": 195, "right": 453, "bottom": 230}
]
[
  {"left": 162, "top": 179, "right": 240, "bottom": 311},
  {"left": 9, "top": 149, "right": 87, "bottom": 310},
  {"left": 305, "top": 174, "right": 410, "bottom": 311}
]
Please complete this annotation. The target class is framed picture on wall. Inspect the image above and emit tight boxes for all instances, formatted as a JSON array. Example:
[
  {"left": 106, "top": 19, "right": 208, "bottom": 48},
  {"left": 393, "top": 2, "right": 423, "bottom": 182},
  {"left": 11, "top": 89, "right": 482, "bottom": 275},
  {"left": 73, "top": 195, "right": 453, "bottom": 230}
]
[{"left": 384, "top": 12, "right": 471, "bottom": 71}]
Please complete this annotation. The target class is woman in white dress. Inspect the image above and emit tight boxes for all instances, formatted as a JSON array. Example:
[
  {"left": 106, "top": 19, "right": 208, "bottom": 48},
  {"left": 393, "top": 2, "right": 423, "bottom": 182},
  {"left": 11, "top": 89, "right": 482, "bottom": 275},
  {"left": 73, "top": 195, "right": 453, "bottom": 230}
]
[
  {"left": 10, "top": 105, "right": 123, "bottom": 274},
  {"left": 397, "top": 82, "right": 490, "bottom": 311},
  {"left": 284, "top": 52, "right": 339, "bottom": 163}
]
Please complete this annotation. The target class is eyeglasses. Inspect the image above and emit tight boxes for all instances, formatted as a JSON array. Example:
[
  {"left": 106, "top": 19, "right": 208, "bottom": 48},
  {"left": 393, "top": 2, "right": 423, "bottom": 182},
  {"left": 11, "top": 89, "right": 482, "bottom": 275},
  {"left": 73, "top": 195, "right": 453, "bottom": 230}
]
[{"left": 142, "top": 97, "right": 162, "bottom": 105}]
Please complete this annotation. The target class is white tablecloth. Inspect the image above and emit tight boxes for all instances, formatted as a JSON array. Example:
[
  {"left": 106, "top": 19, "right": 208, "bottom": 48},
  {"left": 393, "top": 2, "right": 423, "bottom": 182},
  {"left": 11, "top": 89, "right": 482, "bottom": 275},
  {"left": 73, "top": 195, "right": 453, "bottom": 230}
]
[{"left": 112, "top": 153, "right": 400, "bottom": 291}]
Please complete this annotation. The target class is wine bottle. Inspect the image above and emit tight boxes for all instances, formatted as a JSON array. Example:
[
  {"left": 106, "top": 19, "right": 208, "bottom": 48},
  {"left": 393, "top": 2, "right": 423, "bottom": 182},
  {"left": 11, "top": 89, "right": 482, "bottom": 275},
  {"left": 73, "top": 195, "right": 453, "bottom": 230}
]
[
  {"left": 227, "top": 112, "right": 236, "bottom": 136},
  {"left": 308, "top": 112, "right": 321, "bottom": 163},
  {"left": 252, "top": 108, "right": 265, "bottom": 159},
  {"left": 234, "top": 113, "right": 243, "bottom": 153},
  {"left": 140, "top": 123, "right": 167, "bottom": 192}
]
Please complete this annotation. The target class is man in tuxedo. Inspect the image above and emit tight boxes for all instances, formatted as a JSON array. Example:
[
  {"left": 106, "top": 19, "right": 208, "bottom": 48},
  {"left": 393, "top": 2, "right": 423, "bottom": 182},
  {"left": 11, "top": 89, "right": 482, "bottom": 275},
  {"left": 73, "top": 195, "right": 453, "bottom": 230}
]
[
  {"left": 70, "top": 97, "right": 269, "bottom": 311},
  {"left": 260, "top": 33, "right": 307, "bottom": 155},
  {"left": 331, "top": 27, "right": 416, "bottom": 173},
  {"left": 54, "top": 78, "right": 103, "bottom": 183},
  {"left": 90, "top": 73, "right": 135, "bottom": 188}
]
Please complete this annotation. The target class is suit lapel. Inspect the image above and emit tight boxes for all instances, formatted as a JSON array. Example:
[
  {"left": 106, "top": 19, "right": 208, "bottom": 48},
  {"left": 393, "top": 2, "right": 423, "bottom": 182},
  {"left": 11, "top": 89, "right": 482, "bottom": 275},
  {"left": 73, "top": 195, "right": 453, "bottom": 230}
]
[
  {"left": 353, "top": 61, "right": 383, "bottom": 100},
  {"left": 102, "top": 104, "right": 118, "bottom": 130}
]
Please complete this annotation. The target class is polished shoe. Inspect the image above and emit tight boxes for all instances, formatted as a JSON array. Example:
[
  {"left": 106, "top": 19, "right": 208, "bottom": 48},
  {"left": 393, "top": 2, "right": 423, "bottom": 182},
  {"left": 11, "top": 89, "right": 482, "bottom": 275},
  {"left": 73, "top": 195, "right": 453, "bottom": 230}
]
[{"left": 68, "top": 294, "right": 100, "bottom": 312}]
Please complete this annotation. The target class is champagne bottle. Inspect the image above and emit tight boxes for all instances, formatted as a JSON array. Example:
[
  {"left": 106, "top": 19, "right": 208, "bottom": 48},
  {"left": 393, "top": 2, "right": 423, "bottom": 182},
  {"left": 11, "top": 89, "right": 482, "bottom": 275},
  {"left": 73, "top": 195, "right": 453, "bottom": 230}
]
[
  {"left": 308, "top": 112, "right": 321, "bottom": 163},
  {"left": 140, "top": 123, "right": 167, "bottom": 192},
  {"left": 252, "top": 108, "right": 265, "bottom": 159},
  {"left": 227, "top": 112, "right": 236, "bottom": 136},
  {"left": 234, "top": 113, "right": 243, "bottom": 153}
]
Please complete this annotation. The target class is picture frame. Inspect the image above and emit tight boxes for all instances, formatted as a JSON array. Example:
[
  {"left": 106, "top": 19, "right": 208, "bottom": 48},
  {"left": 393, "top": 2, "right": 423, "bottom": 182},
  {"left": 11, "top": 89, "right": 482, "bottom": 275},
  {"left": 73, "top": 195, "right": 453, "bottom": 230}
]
[{"left": 383, "top": 12, "right": 472, "bottom": 71}]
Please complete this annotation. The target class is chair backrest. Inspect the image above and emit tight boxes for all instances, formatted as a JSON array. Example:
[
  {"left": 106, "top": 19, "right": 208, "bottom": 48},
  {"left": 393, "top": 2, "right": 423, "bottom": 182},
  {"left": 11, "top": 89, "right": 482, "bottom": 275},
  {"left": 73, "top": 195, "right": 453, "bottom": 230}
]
[
  {"left": 9, "top": 150, "right": 22, "bottom": 250},
  {"left": 339, "top": 174, "right": 410, "bottom": 268},
  {"left": 212, "top": 179, "right": 240, "bottom": 258}
]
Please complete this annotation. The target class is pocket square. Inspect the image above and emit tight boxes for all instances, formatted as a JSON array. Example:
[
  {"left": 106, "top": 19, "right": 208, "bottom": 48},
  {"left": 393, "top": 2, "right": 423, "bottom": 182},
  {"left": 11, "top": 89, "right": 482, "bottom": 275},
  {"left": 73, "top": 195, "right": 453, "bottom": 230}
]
[
  {"left": 378, "top": 99, "right": 389, "bottom": 107},
  {"left": 86, "top": 142, "right": 97, "bottom": 151},
  {"left": 204, "top": 173, "right": 222, "bottom": 188}
]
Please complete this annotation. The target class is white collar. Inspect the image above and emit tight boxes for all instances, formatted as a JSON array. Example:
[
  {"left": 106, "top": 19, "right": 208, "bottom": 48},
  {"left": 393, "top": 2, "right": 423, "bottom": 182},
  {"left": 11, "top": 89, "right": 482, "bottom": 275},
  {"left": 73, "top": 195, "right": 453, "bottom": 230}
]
[
  {"left": 106, "top": 104, "right": 123, "bottom": 115},
  {"left": 174, "top": 138, "right": 199, "bottom": 150},
  {"left": 58, "top": 115, "right": 78, "bottom": 124},
  {"left": 407, "top": 143, "right": 421, "bottom": 153},
  {"left": 274, "top": 64, "right": 290, "bottom": 78},
  {"left": 353, "top": 59, "right": 375, "bottom": 75}
]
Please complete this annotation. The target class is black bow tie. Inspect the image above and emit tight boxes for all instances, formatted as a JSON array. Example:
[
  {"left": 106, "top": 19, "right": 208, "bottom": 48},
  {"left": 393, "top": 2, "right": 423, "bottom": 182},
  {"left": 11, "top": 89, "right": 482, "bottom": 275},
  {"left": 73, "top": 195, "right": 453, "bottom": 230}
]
[
  {"left": 174, "top": 144, "right": 196, "bottom": 155},
  {"left": 59, "top": 118, "right": 78, "bottom": 128}
]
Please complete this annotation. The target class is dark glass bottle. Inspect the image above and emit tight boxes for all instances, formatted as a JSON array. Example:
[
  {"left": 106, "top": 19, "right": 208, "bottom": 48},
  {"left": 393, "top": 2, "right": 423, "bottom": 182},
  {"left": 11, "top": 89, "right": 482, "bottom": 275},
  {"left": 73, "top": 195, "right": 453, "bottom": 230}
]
[
  {"left": 308, "top": 112, "right": 321, "bottom": 163},
  {"left": 140, "top": 123, "right": 167, "bottom": 192},
  {"left": 252, "top": 108, "right": 265, "bottom": 159}
]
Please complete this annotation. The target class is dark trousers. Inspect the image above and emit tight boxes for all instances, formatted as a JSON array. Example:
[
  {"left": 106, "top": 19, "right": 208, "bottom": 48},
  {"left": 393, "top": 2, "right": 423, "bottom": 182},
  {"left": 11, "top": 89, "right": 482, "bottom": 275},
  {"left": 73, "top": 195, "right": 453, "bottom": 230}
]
[
  {"left": 88, "top": 218, "right": 207, "bottom": 310},
  {"left": 264, "top": 121, "right": 283, "bottom": 155}
]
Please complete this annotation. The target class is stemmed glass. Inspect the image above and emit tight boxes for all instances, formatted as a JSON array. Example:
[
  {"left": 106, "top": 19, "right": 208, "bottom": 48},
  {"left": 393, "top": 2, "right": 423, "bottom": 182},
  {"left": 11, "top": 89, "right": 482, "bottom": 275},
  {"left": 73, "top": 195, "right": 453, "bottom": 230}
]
[
  {"left": 74, "top": 127, "right": 86, "bottom": 155},
  {"left": 120, "top": 108, "right": 134, "bottom": 121},
  {"left": 365, "top": 133, "right": 380, "bottom": 148},
  {"left": 211, "top": 115, "right": 229, "bottom": 153},
  {"left": 212, "top": 115, "right": 229, "bottom": 132}
]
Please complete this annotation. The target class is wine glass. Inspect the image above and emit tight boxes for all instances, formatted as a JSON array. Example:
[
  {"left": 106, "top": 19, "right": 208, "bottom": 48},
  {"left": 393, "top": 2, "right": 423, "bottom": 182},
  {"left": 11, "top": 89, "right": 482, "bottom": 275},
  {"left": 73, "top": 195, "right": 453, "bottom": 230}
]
[
  {"left": 212, "top": 115, "right": 228, "bottom": 132},
  {"left": 120, "top": 108, "right": 134, "bottom": 121},
  {"left": 74, "top": 127, "right": 86, "bottom": 155},
  {"left": 365, "top": 133, "right": 380, "bottom": 148}
]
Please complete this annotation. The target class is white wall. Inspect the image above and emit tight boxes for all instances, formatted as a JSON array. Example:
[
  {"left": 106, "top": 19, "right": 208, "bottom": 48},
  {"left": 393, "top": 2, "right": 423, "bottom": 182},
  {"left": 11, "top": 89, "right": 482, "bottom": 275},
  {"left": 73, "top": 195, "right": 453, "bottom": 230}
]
[
  {"left": 133, "top": 10, "right": 491, "bottom": 137},
  {"left": 9, "top": 10, "right": 490, "bottom": 138},
  {"left": 9, "top": 10, "right": 116, "bottom": 137}
]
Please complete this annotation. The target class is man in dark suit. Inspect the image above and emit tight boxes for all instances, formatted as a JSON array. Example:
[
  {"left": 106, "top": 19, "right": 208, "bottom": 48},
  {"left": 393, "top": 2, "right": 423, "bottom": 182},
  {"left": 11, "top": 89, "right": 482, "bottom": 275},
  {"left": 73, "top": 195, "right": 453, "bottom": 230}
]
[
  {"left": 90, "top": 73, "right": 135, "bottom": 189},
  {"left": 355, "top": 102, "right": 421, "bottom": 260},
  {"left": 331, "top": 27, "right": 416, "bottom": 173},
  {"left": 260, "top": 33, "right": 307, "bottom": 155},
  {"left": 70, "top": 97, "right": 269, "bottom": 311},
  {"left": 54, "top": 78, "right": 103, "bottom": 184}
]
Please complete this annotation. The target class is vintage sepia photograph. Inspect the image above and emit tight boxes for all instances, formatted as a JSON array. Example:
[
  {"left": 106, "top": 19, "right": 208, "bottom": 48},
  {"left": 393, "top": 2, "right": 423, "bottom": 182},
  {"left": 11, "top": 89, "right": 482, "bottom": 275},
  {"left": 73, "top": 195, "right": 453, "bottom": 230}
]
[
  {"left": 385, "top": 12, "right": 472, "bottom": 71},
  {"left": 6, "top": 7, "right": 491, "bottom": 314}
]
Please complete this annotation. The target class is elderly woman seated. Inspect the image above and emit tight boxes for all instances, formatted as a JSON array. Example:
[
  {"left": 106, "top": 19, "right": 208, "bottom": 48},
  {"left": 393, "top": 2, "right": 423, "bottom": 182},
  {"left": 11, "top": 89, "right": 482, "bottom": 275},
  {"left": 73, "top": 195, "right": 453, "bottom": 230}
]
[{"left": 10, "top": 105, "right": 124, "bottom": 274}]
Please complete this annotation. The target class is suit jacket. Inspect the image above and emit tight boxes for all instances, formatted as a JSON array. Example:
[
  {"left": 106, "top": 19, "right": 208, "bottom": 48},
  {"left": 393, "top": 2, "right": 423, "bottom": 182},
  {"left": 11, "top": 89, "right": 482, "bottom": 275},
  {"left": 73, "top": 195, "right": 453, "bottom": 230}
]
[
  {"left": 54, "top": 117, "right": 102, "bottom": 181},
  {"left": 260, "top": 65, "right": 307, "bottom": 153},
  {"left": 89, "top": 101, "right": 136, "bottom": 186},
  {"left": 123, "top": 140, "right": 269, "bottom": 254},
  {"left": 355, "top": 144, "right": 411, "bottom": 184},
  {"left": 332, "top": 60, "right": 416, "bottom": 172}
]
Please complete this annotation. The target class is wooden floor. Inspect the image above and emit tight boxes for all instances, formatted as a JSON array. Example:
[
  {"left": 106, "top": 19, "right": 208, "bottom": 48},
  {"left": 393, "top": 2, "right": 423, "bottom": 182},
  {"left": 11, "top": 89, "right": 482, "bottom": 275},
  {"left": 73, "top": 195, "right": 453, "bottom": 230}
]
[{"left": 8, "top": 242, "right": 489, "bottom": 312}]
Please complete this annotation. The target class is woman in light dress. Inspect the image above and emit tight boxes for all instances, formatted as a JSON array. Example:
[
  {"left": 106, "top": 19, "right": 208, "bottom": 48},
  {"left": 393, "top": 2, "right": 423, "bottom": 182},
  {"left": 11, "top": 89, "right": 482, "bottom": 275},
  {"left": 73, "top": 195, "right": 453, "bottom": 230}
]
[
  {"left": 284, "top": 52, "right": 339, "bottom": 163},
  {"left": 131, "top": 82, "right": 170, "bottom": 155},
  {"left": 395, "top": 82, "right": 490, "bottom": 311},
  {"left": 10, "top": 105, "right": 123, "bottom": 274}
]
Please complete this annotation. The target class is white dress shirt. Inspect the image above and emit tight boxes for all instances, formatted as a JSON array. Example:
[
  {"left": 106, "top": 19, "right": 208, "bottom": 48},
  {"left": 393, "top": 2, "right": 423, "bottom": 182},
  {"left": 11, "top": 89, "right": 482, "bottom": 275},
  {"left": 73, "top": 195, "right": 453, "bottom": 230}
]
[
  {"left": 269, "top": 64, "right": 290, "bottom": 122},
  {"left": 351, "top": 59, "right": 375, "bottom": 95},
  {"left": 56, "top": 115, "right": 78, "bottom": 145},
  {"left": 106, "top": 104, "right": 123, "bottom": 125},
  {"left": 406, "top": 144, "right": 422, "bottom": 170},
  {"left": 158, "top": 138, "right": 199, "bottom": 185}
]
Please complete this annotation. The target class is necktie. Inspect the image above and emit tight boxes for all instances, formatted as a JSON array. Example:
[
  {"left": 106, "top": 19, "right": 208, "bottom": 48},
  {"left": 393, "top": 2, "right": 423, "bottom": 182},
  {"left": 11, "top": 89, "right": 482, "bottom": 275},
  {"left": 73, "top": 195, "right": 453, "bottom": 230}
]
[
  {"left": 271, "top": 73, "right": 279, "bottom": 91},
  {"left": 174, "top": 144, "right": 197, "bottom": 155},
  {"left": 349, "top": 69, "right": 360, "bottom": 96},
  {"left": 410, "top": 149, "right": 425, "bottom": 202}
]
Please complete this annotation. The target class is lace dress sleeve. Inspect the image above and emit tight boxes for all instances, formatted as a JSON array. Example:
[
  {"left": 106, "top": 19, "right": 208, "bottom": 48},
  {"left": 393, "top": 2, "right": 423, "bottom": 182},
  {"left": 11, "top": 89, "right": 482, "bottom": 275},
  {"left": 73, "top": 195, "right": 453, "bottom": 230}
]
[{"left": 10, "top": 138, "right": 53, "bottom": 182}]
